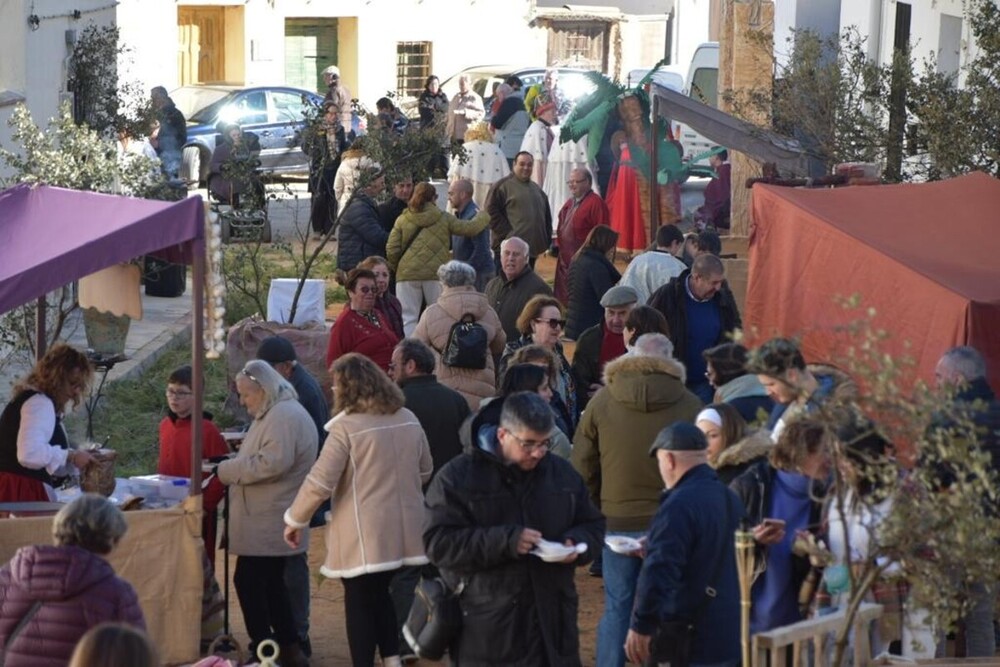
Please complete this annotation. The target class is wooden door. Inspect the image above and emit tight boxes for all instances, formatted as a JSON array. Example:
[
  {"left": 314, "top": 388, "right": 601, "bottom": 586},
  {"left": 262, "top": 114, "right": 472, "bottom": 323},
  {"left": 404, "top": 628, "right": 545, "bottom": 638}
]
[
  {"left": 178, "top": 6, "right": 226, "bottom": 85},
  {"left": 285, "top": 18, "right": 338, "bottom": 93}
]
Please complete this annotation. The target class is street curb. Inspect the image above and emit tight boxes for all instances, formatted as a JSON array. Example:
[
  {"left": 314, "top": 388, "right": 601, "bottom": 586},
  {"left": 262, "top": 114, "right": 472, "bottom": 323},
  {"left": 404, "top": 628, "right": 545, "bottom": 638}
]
[{"left": 106, "top": 312, "right": 194, "bottom": 384}]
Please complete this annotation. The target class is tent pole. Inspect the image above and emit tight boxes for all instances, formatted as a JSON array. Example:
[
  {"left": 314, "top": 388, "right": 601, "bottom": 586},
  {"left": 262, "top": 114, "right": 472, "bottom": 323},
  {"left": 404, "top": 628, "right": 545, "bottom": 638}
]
[
  {"left": 35, "top": 296, "right": 46, "bottom": 360},
  {"left": 650, "top": 95, "right": 661, "bottom": 243},
  {"left": 190, "top": 238, "right": 205, "bottom": 495}
]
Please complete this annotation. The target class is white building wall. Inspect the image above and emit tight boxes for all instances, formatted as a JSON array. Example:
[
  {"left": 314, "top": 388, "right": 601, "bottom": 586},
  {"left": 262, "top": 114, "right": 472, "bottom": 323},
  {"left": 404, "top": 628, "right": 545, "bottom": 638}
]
[
  {"left": 115, "top": 0, "right": 178, "bottom": 92},
  {"left": 670, "top": 0, "right": 712, "bottom": 69},
  {"left": 0, "top": 0, "right": 116, "bottom": 178},
  {"left": 118, "top": 0, "right": 550, "bottom": 104},
  {"left": 774, "top": 0, "right": 842, "bottom": 67},
  {"left": 840, "top": 0, "right": 977, "bottom": 78}
]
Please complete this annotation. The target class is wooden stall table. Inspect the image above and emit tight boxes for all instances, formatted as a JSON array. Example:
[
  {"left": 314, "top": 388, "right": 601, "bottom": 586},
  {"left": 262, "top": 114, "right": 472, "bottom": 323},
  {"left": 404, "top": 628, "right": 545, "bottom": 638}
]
[{"left": 0, "top": 495, "right": 205, "bottom": 665}]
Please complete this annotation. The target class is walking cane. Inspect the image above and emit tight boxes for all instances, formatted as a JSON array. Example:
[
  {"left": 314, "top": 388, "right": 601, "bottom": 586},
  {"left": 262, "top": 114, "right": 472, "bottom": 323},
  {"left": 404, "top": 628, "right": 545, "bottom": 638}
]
[{"left": 735, "top": 529, "right": 755, "bottom": 667}]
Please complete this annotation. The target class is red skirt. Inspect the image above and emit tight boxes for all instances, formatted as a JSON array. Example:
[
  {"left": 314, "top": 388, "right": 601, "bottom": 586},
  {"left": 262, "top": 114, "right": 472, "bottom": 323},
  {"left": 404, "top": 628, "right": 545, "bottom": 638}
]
[
  {"left": 0, "top": 472, "right": 49, "bottom": 502},
  {"left": 606, "top": 156, "right": 647, "bottom": 251}
]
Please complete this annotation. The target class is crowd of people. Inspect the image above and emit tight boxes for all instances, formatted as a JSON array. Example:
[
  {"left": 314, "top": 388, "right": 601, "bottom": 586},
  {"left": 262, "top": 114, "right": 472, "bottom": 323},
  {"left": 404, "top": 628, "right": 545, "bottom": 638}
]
[{"left": 1, "top": 71, "right": 998, "bottom": 667}]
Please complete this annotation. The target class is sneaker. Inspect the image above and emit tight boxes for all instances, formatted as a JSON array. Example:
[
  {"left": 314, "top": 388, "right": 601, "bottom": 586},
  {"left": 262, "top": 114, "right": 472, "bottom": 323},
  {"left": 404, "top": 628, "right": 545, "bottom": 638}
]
[{"left": 401, "top": 652, "right": 419, "bottom": 664}]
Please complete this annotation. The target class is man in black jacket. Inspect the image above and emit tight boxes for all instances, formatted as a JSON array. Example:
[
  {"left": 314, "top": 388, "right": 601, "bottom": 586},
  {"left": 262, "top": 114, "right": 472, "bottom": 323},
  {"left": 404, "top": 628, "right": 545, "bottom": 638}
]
[
  {"left": 389, "top": 338, "right": 469, "bottom": 662},
  {"left": 424, "top": 392, "right": 605, "bottom": 666},
  {"left": 648, "top": 253, "right": 741, "bottom": 402},
  {"left": 151, "top": 86, "right": 187, "bottom": 178}
]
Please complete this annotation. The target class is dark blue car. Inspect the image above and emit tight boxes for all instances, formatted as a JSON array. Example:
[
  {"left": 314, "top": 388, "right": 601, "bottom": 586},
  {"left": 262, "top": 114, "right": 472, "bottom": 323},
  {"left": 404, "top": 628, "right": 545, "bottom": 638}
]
[{"left": 172, "top": 84, "right": 365, "bottom": 184}]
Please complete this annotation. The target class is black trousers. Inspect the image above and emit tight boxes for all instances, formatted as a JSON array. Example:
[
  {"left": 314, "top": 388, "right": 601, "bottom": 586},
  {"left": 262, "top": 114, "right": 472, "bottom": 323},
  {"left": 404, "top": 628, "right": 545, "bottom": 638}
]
[
  {"left": 233, "top": 555, "right": 299, "bottom": 652},
  {"left": 342, "top": 569, "right": 400, "bottom": 666}
]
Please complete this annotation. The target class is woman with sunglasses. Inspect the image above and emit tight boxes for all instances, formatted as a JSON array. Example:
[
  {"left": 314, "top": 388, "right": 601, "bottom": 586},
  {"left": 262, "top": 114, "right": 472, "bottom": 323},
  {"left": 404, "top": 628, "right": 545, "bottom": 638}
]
[
  {"left": 498, "top": 295, "right": 578, "bottom": 426},
  {"left": 326, "top": 267, "right": 401, "bottom": 373},
  {"left": 215, "top": 359, "right": 317, "bottom": 666}
]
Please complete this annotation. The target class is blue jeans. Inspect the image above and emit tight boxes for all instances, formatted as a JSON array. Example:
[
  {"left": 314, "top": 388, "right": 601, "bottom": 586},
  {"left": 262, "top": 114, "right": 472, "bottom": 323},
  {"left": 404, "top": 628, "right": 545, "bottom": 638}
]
[{"left": 597, "top": 530, "right": 645, "bottom": 667}]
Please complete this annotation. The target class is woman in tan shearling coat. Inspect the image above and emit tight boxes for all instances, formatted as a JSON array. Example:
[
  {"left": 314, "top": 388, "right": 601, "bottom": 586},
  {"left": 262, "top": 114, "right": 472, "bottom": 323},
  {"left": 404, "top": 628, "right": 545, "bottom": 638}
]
[
  {"left": 413, "top": 260, "right": 506, "bottom": 410},
  {"left": 284, "top": 353, "right": 432, "bottom": 667}
]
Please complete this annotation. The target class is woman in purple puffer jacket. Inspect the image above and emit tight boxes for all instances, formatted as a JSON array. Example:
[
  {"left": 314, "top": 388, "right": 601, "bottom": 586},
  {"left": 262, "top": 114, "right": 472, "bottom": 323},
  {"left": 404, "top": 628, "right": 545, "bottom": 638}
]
[{"left": 0, "top": 494, "right": 145, "bottom": 666}]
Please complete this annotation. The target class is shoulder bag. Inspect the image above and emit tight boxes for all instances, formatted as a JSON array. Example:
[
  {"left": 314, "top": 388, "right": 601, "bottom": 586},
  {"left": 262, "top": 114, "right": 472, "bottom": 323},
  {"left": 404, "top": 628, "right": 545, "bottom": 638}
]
[{"left": 403, "top": 575, "right": 465, "bottom": 661}]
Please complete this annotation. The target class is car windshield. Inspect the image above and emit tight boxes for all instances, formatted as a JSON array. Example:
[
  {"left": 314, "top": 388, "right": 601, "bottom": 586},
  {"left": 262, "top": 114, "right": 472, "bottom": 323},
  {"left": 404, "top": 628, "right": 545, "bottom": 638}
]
[
  {"left": 187, "top": 92, "right": 240, "bottom": 124},
  {"left": 170, "top": 87, "right": 234, "bottom": 121}
]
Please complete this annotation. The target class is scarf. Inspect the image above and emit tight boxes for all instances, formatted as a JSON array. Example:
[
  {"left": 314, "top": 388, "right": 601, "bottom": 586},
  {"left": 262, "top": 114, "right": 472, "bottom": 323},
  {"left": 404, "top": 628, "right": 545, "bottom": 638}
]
[{"left": 598, "top": 321, "right": 627, "bottom": 370}]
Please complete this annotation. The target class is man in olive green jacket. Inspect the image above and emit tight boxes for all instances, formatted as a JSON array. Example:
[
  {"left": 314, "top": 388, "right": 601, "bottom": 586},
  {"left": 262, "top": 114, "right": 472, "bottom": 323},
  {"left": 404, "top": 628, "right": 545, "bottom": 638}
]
[{"left": 571, "top": 333, "right": 702, "bottom": 666}]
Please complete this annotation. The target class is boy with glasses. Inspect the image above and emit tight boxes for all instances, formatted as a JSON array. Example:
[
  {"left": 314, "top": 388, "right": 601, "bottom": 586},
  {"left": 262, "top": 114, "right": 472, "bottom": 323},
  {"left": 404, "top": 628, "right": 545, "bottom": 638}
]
[{"left": 159, "top": 364, "right": 230, "bottom": 563}]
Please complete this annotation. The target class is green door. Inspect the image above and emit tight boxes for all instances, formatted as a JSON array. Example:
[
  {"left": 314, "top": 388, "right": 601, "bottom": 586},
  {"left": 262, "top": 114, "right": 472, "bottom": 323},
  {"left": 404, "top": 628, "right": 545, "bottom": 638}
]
[{"left": 285, "top": 18, "right": 338, "bottom": 93}]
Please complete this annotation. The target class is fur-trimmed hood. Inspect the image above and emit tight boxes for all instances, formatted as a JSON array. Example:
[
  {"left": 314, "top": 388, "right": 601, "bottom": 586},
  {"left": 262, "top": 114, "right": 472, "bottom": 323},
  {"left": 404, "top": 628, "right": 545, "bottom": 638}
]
[
  {"left": 602, "top": 354, "right": 690, "bottom": 414},
  {"left": 714, "top": 429, "right": 773, "bottom": 470}
]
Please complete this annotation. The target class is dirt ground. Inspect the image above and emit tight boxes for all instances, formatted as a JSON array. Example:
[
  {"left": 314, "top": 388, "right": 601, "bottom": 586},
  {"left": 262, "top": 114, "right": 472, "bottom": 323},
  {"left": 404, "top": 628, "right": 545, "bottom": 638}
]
[{"left": 215, "top": 529, "right": 604, "bottom": 666}]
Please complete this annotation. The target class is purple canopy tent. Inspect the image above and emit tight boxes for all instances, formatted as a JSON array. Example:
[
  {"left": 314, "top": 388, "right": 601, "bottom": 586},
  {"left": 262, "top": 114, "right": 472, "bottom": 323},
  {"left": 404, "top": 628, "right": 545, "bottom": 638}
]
[{"left": 0, "top": 183, "right": 207, "bottom": 492}]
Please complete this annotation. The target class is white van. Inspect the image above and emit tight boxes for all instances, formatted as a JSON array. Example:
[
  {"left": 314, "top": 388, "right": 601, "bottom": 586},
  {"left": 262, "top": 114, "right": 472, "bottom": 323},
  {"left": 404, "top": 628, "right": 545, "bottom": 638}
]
[{"left": 674, "top": 42, "right": 720, "bottom": 164}]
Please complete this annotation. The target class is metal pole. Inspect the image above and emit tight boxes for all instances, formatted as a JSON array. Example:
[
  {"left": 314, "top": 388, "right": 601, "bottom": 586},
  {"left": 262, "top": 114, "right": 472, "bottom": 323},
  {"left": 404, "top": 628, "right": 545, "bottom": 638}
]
[
  {"left": 190, "top": 236, "right": 205, "bottom": 495},
  {"left": 650, "top": 95, "right": 661, "bottom": 243},
  {"left": 35, "top": 296, "right": 46, "bottom": 359}
]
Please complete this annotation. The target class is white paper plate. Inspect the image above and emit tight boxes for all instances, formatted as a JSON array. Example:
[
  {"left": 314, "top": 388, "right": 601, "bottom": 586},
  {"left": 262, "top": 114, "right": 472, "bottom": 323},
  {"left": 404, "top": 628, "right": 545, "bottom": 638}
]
[
  {"left": 530, "top": 539, "right": 588, "bottom": 562},
  {"left": 605, "top": 535, "right": 643, "bottom": 555}
]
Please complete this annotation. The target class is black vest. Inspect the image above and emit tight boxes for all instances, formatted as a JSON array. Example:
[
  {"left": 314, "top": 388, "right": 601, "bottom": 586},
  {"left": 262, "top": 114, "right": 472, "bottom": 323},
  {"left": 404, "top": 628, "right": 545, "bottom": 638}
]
[{"left": 0, "top": 390, "right": 68, "bottom": 485}]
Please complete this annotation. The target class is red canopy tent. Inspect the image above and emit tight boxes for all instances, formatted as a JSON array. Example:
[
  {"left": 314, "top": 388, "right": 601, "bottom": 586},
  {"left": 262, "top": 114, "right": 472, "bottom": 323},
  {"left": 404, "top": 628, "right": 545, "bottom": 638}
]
[
  {"left": 745, "top": 171, "right": 1000, "bottom": 394},
  {"left": 0, "top": 183, "right": 208, "bottom": 663}
]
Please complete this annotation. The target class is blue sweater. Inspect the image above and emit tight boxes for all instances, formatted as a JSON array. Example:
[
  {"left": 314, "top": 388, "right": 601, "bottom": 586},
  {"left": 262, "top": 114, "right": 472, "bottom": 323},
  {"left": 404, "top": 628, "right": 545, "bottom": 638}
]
[
  {"left": 683, "top": 288, "right": 721, "bottom": 383},
  {"left": 750, "top": 470, "right": 814, "bottom": 633}
]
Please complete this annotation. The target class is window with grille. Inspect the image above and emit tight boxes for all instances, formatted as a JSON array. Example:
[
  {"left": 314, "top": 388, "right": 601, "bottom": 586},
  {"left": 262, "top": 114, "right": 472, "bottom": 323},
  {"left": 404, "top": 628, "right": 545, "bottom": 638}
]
[
  {"left": 396, "top": 41, "right": 432, "bottom": 97},
  {"left": 547, "top": 21, "right": 608, "bottom": 71}
]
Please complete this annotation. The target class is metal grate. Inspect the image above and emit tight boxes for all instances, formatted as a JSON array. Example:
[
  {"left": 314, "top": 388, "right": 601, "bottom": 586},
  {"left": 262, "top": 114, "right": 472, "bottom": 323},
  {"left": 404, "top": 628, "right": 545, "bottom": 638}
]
[{"left": 396, "top": 41, "right": 432, "bottom": 98}]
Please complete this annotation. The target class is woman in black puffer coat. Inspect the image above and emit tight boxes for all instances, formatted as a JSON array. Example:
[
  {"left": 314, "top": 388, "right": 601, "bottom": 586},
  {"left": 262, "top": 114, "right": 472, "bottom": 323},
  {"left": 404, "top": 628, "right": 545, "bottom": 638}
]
[{"left": 564, "top": 225, "right": 620, "bottom": 339}]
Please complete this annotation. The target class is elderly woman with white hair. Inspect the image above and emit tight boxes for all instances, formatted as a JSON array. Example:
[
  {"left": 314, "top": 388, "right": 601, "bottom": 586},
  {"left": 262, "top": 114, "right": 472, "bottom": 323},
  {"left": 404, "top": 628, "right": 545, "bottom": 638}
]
[
  {"left": 0, "top": 494, "right": 145, "bottom": 667},
  {"left": 215, "top": 359, "right": 318, "bottom": 666},
  {"left": 413, "top": 260, "right": 506, "bottom": 409}
]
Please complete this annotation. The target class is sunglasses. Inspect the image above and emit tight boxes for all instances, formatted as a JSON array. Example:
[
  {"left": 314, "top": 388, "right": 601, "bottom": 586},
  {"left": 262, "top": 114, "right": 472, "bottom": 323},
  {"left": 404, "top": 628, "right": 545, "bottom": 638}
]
[
  {"left": 534, "top": 318, "right": 566, "bottom": 329},
  {"left": 353, "top": 285, "right": 375, "bottom": 294}
]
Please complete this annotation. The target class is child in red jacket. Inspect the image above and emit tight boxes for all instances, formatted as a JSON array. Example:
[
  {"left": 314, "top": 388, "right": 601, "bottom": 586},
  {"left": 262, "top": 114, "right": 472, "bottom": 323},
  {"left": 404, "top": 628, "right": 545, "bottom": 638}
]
[{"left": 158, "top": 365, "right": 230, "bottom": 563}]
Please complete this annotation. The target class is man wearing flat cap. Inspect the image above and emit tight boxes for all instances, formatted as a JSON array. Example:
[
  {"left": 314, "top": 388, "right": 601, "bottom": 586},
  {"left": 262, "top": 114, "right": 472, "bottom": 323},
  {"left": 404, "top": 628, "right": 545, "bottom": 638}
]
[
  {"left": 624, "top": 422, "right": 743, "bottom": 667},
  {"left": 321, "top": 65, "right": 354, "bottom": 135},
  {"left": 572, "top": 285, "right": 638, "bottom": 411},
  {"left": 573, "top": 333, "right": 701, "bottom": 667}
]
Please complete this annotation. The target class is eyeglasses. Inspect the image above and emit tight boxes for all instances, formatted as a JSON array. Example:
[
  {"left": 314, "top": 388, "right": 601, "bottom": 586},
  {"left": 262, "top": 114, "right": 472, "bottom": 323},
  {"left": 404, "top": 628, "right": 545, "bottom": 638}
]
[
  {"left": 241, "top": 369, "right": 261, "bottom": 385},
  {"left": 534, "top": 318, "right": 566, "bottom": 329},
  {"left": 166, "top": 389, "right": 193, "bottom": 398},
  {"left": 354, "top": 285, "right": 375, "bottom": 294},
  {"left": 506, "top": 432, "right": 551, "bottom": 453}
]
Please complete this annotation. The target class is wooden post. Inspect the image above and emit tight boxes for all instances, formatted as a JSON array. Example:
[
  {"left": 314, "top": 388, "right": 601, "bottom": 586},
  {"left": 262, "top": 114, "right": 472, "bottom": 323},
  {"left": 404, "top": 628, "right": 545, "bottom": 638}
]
[{"left": 720, "top": 0, "right": 774, "bottom": 236}]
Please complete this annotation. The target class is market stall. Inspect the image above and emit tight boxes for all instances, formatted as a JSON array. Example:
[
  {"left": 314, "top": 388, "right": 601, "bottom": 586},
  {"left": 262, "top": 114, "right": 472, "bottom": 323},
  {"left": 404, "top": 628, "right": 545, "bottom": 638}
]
[
  {"left": 0, "top": 183, "right": 208, "bottom": 664},
  {"left": 745, "top": 171, "right": 1000, "bottom": 394}
]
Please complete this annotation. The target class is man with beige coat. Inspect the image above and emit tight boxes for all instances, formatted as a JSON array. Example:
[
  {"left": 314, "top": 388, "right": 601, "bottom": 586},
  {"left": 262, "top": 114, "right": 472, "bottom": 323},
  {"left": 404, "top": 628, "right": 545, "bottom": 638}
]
[{"left": 445, "top": 74, "right": 485, "bottom": 144}]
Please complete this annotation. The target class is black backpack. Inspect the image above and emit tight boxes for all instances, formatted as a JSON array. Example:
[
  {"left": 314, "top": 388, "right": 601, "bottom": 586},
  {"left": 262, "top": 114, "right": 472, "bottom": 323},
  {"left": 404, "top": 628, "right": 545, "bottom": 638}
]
[{"left": 442, "top": 313, "right": 488, "bottom": 369}]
